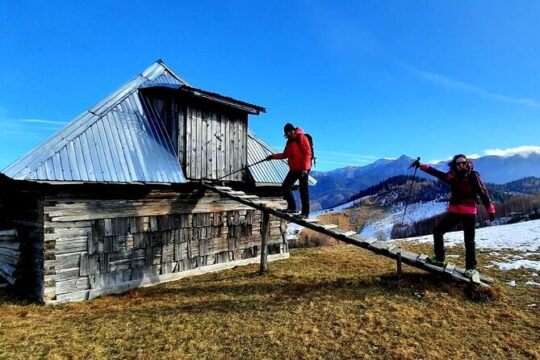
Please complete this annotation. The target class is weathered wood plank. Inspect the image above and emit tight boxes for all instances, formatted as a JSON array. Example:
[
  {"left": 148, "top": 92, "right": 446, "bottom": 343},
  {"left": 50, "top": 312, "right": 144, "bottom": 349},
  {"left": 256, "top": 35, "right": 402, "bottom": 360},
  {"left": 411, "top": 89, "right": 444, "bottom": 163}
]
[
  {"left": 0, "top": 253, "right": 20, "bottom": 266},
  {"left": 0, "top": 242, "right": 22, "bottom": 251},
  {"left": 56, "top": 277, "right": 90, "bottom": 295},
  {"left": 0, "top": 229, "right": 17, "bottom": 237},
  {"left": 0, "top": 263, "right": 17, "bottom": 284},
  {"left": 444, "top": 264, "right": 456, "bottom": 274}
]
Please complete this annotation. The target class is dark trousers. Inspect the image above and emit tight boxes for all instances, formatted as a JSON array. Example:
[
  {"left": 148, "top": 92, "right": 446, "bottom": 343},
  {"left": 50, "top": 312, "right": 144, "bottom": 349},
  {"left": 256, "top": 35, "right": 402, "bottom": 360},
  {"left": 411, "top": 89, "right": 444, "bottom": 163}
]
[
  {"left": 433, "top": 212, "right": 477, "bottom": 269},
  {"left": 282, "top": 170, "right": 310, "bottom": 215}
]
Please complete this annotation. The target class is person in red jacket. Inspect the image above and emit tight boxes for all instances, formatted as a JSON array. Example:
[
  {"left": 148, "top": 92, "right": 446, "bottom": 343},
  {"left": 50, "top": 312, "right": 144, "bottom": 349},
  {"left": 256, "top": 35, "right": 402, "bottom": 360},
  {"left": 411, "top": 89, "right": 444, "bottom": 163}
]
[
  {"left": 266, "top": 123, "right": 312, "bottom": 219},
  {"left": 411, "top": 154, "right": 496, "bottom": 278}
]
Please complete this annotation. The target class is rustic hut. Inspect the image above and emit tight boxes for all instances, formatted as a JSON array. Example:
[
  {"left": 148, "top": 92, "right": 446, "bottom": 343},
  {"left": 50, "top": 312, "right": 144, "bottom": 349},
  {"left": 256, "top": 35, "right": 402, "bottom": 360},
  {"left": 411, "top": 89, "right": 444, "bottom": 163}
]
[{"left": 0, "top": 60, "right": 314, "bottom": 304}]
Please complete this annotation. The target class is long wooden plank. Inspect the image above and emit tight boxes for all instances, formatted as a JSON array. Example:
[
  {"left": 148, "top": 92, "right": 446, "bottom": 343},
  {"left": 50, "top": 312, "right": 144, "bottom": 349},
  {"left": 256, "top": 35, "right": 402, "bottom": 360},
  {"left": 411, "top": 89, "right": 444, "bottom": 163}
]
[{"left": 203, "top": 182, "right": 493, "bottom": 288}]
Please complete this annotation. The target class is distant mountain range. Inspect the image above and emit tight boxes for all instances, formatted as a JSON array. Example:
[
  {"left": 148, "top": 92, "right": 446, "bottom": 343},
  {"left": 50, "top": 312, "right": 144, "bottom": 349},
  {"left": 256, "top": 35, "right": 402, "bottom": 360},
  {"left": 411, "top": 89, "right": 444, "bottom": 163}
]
[{"left": 309, "top": 152, "right": 540, "bottom": 210}]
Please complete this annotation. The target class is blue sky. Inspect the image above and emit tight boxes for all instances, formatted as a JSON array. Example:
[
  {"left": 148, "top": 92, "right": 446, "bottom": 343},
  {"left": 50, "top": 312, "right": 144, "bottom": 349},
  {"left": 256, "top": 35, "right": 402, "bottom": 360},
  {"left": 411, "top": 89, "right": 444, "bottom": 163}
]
[{"left": 1, "top": 1, "right": 539, "bottom": 172}]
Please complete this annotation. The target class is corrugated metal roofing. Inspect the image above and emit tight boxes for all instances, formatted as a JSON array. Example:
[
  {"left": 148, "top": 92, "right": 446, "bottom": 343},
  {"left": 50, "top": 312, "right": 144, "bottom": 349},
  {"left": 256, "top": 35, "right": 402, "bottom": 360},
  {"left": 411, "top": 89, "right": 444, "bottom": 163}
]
[
  {"left": 2, "top": 60, "right": 298, "bottom": 186},
  {"left": 3, "top": 60, "right": 188, "bottom": 183},
  {"left": 247, "top": 130, "right": 317, "bottom": 186}
]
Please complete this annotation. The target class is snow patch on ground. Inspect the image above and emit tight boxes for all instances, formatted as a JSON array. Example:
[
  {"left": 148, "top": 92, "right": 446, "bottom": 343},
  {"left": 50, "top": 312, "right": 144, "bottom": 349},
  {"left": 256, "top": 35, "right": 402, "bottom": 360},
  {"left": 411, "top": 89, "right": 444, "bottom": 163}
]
[
  {"left": 396, "top": 219, "right": 540, "bottom": 252},
  {"left": 493, "top": 260, "right": 540, "bottom": 271},
  {"left": 396, "top": 219, "right": 540, "bottom": 275},
  {"left": 359, "top": 201, "right": 447, "bottom": 240}
]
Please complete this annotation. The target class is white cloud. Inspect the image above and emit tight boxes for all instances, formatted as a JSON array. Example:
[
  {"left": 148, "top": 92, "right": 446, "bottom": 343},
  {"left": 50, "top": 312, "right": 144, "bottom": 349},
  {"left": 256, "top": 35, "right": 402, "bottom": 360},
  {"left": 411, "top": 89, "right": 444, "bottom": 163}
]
[
  {"left": 0, "top": 116, "right": 65, "bottom": 140},
  {"left": 402, "top": 64, "right": 540, "bottom": 108},
  {"left": 427, "top": 147, "right": 539, "bottom": 164},
  {"left": 21, "top": 119, "right": 66, "bottom": 125},
  {"left": 484, "top": 145, "right": 540, "bottom": 157}
]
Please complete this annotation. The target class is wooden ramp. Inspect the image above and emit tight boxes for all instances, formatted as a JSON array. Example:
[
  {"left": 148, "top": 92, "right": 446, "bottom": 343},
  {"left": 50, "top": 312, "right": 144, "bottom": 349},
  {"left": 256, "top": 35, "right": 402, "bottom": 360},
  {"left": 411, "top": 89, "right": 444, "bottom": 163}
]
[{"left": 203, "top": 183, "right": 493, "bottom": 288}]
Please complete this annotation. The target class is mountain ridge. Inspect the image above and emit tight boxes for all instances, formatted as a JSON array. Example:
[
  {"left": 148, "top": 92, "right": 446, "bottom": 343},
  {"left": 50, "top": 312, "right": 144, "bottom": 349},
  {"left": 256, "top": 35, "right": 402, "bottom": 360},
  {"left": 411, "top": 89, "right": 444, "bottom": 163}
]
[{"left": 309, "top": 152, "right": 540, "bottom": 210}]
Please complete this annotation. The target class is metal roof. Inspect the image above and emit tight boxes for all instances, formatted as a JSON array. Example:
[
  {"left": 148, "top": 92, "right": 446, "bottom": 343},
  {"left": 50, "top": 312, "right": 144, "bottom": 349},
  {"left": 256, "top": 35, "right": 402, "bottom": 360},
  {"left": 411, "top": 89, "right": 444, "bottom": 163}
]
[
  {"left": 3, "top": 61, "right": 188, "bottom": 183},
  {"left": 1, "top": 60, "right": 291, "bottom": 186},
  {"left": 247, "top": 130, "right": 317, "bottom": 186}
]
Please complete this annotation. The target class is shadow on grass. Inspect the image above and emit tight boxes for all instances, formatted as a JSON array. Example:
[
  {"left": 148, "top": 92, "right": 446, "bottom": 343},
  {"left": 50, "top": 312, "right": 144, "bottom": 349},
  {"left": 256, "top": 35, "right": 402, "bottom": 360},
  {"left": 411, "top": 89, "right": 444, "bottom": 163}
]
[{"left": 99, "top": 270, "right": 481, "bottom": 316}]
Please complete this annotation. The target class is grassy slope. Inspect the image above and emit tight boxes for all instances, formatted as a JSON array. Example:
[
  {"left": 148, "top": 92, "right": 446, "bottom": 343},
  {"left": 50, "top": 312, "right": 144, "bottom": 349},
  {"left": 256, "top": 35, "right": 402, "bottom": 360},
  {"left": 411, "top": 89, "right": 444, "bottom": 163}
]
[{"left": 0, "top": 242, "right": 539, "bottom": 360}]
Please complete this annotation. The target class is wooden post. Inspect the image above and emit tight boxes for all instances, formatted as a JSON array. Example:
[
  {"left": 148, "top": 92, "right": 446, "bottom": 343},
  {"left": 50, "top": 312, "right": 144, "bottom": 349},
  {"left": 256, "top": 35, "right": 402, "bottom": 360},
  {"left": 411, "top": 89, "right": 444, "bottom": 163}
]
[
  {"left": 259, "top": 211, "right": 270, "bottom": 274},
  {"left": 279, "top": 219, "right": 288, "bottom": 253},
  {"left": 396, "top": 251, "right": 403, "bottom": 278}
]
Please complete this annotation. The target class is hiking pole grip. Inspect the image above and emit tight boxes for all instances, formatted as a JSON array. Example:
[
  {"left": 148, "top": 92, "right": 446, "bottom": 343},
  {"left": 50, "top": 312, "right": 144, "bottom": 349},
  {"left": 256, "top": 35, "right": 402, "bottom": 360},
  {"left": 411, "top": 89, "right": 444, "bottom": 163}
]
[{"left": 408, "top": 157, "right": 421, "bottom": 169}]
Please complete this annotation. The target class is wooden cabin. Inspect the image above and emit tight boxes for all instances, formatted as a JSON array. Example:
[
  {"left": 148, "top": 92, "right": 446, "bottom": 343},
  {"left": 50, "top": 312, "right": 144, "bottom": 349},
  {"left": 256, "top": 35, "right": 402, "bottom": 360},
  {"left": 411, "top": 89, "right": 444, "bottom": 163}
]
[{"left": 0, "top": 60, "right": 314, "bottom": 304}]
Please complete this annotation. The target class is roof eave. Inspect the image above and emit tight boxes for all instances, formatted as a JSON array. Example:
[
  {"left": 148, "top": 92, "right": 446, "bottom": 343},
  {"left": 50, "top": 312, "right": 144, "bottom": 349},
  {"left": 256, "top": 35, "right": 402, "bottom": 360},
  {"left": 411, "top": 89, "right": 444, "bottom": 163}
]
[{"left": 181, "top": 87, "right": 266, "bottom": 115}]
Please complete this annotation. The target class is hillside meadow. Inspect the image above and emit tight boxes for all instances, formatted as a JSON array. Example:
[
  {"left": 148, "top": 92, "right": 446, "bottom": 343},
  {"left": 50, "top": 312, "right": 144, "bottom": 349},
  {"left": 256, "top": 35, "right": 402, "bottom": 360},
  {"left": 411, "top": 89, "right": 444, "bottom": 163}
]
[{"left": 1, "top": 240, "right": 538, "bottom": 359}]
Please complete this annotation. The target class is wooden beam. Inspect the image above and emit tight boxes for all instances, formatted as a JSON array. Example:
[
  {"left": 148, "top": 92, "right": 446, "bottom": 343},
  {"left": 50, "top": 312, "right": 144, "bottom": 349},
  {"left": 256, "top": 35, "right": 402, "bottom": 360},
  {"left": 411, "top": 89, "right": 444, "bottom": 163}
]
[{"left": 259, "top": 211, "right": 270, "bottom": 274}]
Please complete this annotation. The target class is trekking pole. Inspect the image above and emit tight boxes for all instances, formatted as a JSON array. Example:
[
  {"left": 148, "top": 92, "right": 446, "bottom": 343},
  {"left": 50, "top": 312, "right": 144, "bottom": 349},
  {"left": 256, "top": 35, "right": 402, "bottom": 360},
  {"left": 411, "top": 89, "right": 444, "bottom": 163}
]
[
  {"left": 218, "top": 158, "right": 267, "bottom": 180},
  {"left": 400, "top": 157, "right": 420, "bottom": 225}
]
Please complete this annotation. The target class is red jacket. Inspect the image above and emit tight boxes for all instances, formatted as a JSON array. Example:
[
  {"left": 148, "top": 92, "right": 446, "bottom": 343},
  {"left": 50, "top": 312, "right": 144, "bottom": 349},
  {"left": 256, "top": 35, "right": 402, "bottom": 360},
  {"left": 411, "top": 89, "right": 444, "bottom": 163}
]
[
  {"left": 271, "top": 128, "right": 312, "bottom": 171},
  {"left": 420, "top": 163, "right": 495, "bottom": 215}
]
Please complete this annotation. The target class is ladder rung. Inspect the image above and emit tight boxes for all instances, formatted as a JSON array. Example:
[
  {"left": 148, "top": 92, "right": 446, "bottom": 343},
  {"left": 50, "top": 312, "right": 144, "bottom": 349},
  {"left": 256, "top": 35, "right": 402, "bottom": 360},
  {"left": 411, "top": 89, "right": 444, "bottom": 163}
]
[
  {"left": 227, "top": 191, "right": 247, "bottom": 195},
  {"left": 444, "top": 264, "right": 456, "bottom": 274},
  {"left": 238, "top": 194, "right": 259, "bottom": 199}
]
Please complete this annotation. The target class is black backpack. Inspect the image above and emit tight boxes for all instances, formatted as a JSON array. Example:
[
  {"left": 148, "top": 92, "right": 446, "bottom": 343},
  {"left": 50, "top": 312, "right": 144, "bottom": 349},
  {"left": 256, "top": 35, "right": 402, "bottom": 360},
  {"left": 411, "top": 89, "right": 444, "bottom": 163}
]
[{"left": 296, "top": 133, "right": 316, "bottom": 166}]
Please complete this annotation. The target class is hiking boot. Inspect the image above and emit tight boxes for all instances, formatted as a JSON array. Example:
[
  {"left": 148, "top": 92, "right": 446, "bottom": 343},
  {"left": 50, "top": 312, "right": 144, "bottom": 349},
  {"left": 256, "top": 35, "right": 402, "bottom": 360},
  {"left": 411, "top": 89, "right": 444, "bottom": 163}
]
[
  {"left": 297, "top": 213, "right": 309, "bottom": 220},
  {"left": 426, "top": 256, "right": 447, "bottom": 267},
  {"left": 463, "top": 269, "right": 477, "bottom": 278}
]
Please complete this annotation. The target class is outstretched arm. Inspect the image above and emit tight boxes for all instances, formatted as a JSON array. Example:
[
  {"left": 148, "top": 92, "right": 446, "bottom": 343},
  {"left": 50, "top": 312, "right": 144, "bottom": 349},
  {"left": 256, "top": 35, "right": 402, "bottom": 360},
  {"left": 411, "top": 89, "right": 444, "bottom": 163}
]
[
  {"left": 266, "top": 144, "right": 290, "bottom": 160},
  {"left": 418, "top": 164, "right": 449, "bottom": 183}
]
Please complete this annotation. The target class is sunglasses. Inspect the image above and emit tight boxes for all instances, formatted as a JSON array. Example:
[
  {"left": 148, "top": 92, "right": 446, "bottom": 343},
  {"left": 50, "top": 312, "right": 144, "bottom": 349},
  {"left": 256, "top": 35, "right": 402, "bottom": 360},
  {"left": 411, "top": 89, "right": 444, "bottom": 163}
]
[{"left": 456, "top": 161, "right": 467, "bottom": 166}]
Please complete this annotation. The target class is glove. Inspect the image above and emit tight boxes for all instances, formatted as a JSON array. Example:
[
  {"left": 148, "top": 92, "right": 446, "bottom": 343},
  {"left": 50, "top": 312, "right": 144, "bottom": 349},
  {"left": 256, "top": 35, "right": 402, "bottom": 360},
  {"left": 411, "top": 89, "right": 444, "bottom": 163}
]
[
  {"left": 265, "top": 155, "right": 273, "bottom": 161},
  {"left": 489, "top": 213, "right": 496, "bottom": 222},
  {"left": 410, "top": 158, "right": 421, "bottom": 169}
]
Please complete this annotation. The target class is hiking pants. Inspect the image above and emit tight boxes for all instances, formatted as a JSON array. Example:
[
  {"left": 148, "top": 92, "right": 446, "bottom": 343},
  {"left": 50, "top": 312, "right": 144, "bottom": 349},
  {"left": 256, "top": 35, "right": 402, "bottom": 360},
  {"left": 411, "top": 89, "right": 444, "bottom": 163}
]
[
  {"left": 433, "top": 212, "right": 477, "bottom": 269},
  {"left": 282, "top": 170, "right": 310, "bottom": 215}
]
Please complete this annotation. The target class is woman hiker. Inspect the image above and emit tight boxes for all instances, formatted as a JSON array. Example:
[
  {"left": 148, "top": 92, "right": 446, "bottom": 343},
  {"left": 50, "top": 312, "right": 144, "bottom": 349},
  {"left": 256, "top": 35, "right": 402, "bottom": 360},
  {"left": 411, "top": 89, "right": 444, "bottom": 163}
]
[{"left": 411, "top": 154, "right": 496, "bottom": 278}]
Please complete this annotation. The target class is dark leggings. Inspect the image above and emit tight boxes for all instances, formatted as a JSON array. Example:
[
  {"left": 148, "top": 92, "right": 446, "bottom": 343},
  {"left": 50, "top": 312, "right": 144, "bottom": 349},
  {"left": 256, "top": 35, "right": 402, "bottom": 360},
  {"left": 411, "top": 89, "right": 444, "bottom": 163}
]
[
  {"left": 433, "top": 212, "right": 477, "bottom": 269},
  {"left": 282, "top": 170, "right": 310, "bottom": 215}
]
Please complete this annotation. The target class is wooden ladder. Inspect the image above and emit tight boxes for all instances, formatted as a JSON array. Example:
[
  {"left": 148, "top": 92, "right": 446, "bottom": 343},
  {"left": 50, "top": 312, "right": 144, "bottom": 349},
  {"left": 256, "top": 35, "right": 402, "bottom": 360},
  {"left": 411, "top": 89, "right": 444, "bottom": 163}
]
[{"left": 202, "top": 183, "right": 493, "bottom": 287}]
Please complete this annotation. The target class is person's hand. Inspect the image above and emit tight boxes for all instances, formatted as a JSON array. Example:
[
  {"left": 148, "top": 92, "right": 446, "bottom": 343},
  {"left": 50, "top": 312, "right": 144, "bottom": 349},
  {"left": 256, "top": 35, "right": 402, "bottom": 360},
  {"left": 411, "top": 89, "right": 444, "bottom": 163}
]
[
  {"left": 301, "top": 170, "right": 308, "bottom": 177},
  {"left": 410, "top": 158, "right": 421, "bottom": 169},
  {"left": 265, "top": 155, "right": 273, "bottom": 161},
  {"left": 489, "top": 213, "right": 496, "bottom": 222}
]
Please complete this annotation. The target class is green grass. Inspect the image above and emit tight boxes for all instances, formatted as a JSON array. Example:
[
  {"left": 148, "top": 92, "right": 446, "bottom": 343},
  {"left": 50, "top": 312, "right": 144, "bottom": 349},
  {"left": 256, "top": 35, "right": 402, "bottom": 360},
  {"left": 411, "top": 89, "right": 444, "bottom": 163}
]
[{"left": 0, "top": 244, "right": 539, "bottom": 359}]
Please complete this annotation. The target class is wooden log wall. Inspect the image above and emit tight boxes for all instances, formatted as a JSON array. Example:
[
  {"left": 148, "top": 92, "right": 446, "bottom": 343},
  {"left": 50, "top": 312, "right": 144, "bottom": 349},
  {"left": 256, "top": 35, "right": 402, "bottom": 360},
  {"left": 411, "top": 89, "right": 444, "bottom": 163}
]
[
  {"left": 42, "top": 189, "right": 286, "bottom": 304},
  {"left": 180, "top": 104, "right": 248, "bottom": 182}
]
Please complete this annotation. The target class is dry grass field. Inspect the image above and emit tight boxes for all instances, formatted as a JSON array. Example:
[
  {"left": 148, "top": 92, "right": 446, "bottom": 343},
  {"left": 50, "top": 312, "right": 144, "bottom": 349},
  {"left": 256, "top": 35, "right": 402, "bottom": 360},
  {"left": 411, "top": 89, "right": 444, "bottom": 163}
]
[{"left": 1, "top": 240, "right": 539, "bottom": 360}]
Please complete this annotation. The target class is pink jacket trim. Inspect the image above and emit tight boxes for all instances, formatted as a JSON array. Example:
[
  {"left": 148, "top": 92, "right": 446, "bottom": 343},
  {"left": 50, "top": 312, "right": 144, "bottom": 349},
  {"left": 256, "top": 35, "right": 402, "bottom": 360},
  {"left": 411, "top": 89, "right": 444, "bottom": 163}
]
[{"left": 448, "top": 204, "right": 477, "bottom": 214}]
